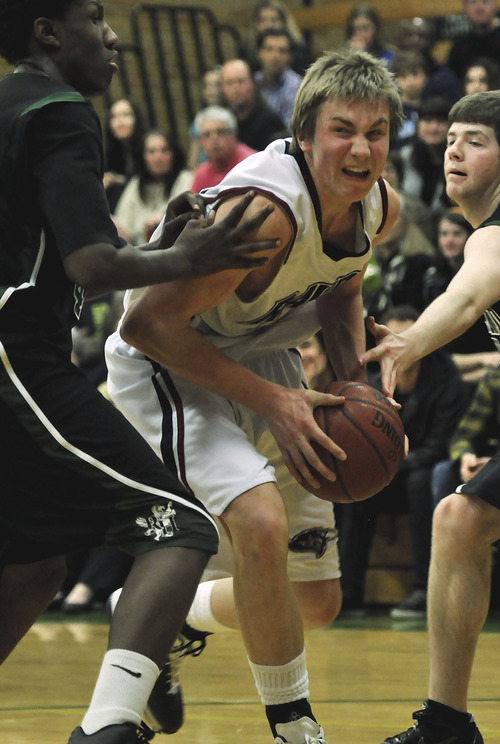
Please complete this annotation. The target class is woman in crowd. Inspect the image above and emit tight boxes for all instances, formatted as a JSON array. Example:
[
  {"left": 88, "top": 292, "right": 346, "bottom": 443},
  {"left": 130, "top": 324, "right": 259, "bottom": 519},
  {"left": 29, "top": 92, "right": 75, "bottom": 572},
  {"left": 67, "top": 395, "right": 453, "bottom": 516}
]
[
  {"left": 103, "top": 98, "right": 145, "bottom": 210},
  {"left": 113, "top": 128, "right": 193, "bottom": 246},
  {"left": 462, "top": 56, "right": 500, "bottom": 95},
  {"left": 244, "top": 0, "right": 310, "bottom": 75},
  {"left": 422, "top": 210, "right": 498, "bottom": 387},
  {"left": 344, "top": 4, "right": 394, "bottom": 65}
]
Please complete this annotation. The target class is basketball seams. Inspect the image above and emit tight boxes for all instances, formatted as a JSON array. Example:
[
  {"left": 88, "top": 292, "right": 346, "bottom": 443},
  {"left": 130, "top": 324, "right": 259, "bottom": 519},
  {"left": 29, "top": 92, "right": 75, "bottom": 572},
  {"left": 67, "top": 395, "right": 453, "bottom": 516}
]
[
  {"left": 339, "top": 407, "right": 391, "bottom": 482},
  {"left": 311, "top": 380, "right": 405, "bottom": 503},
  {"left": 333, "top": 382, "right": 403, "bottom": 431}
]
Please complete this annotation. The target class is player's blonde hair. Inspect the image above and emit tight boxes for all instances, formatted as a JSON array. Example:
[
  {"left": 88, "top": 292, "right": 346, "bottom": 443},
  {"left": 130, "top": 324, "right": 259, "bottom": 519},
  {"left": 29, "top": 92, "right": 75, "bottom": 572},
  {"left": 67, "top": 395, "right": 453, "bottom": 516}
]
[{"left": 290, "top": 49, "right": 403, "bottom": 145}]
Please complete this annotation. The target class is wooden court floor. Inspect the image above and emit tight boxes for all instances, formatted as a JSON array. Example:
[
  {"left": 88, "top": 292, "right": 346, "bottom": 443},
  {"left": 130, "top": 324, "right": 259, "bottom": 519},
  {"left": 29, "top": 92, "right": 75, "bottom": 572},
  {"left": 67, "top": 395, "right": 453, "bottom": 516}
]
[{"left": 1, "top": 612, "right": 500, "bottom": 744}]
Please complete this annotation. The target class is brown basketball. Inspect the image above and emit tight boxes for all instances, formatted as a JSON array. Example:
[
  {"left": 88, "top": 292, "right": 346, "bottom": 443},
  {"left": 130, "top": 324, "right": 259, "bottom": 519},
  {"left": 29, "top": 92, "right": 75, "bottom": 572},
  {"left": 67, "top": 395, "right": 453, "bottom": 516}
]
[{"left": 308, "top": 381, "right": 405, "bottom": 503}]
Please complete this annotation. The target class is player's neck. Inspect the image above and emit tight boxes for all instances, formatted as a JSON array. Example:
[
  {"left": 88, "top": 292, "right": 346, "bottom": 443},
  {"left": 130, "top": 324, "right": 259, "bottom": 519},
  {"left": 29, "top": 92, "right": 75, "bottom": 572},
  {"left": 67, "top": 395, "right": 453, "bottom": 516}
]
[
  {"left": 459, "top": 187, "right": 500, "bottom": 228},
  {"left": 14, "top": 59, "right": 51, "bottom": 77},
  {"left": 14, "top": 56, "right": 64, "bottom": 86}
]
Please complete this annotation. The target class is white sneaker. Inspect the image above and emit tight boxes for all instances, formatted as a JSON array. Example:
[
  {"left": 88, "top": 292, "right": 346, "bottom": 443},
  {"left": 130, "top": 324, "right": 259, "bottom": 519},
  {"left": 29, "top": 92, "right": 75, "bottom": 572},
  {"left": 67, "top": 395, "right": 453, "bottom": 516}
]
[{"left": 274, "top": 716, "right": 327, "bottom": 743}]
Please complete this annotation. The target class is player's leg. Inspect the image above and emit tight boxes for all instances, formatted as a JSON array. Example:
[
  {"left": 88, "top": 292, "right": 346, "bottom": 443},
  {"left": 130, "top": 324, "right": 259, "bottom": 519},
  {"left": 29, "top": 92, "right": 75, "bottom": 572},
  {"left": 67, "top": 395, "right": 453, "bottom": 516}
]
[
  {"left": 0, "top": 556, "right": 66, "bottom": 663},
  {"left": 222, "top": 483, "right": 303, "bottom": 663},
  {"left": 292, "top": 578, "right": 341, "bottom": 629},
  {"left": 183, "top": 574, "right": 341, "bottom": 632},
  {"left": 76, "top": 545, "right": 210, "bottom": 742},
  {"left": 108, "top": 546, "right": 209, "bottom": 659},
  {"left": 427, "top": 492, "right": 500, "bottom": 710},
  {"left": 222, "top": 483, "right": 326, "bottom": 743},
  {"left": 381, "top": 485, "right": 500, "bottom": 744}
]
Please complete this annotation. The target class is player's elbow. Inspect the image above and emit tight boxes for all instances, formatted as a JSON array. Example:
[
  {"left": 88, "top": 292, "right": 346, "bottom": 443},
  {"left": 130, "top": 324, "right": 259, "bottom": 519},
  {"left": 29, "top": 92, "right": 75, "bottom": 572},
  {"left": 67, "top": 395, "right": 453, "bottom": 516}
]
[{"left": 120, "top": 305, "right": 158, "bottom": 351}]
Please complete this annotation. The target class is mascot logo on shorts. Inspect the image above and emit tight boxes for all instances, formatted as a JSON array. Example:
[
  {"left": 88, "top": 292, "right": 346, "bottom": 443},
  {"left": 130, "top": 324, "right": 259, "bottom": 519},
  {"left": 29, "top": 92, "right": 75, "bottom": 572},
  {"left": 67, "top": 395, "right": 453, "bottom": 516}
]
[
  {"left": 136, "top": 502, "right": 179, "bottom": 541},
  {"left": 289, "top": 528, "right": 337, "bottom": 559}
]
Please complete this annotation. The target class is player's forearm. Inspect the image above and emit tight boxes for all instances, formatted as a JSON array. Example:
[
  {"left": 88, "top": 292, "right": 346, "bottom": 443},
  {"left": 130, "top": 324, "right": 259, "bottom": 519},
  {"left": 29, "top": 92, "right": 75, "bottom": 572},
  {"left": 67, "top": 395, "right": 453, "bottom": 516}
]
[
  {"left": 399, "top": 291, "right": 480, "bottom": 361},
  {"left": 318, "top": 291, "right": 367, "bottom": 382},
  {"left": 64, "top": 242, "right": 191, "bottom": 298},
  {"left": 121, "top": 317, "right": 286, "bottom": 418}
]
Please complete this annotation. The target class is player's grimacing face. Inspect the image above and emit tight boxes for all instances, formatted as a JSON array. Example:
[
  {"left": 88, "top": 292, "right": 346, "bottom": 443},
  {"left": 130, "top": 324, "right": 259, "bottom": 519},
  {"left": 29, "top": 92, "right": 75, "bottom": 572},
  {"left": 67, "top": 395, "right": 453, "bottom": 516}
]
[
  {"left": 299, "top": 98, "right": 390, "bottom": 203},
  {"left": 445, "top": 121, "right": 500, "bottom": 202}
]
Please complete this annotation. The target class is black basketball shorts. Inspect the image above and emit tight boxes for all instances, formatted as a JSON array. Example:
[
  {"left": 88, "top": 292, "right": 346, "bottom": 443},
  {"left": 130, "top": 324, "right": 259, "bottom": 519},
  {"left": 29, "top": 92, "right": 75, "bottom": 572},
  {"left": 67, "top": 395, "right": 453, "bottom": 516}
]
[{"left": 0, "top": 337, "right": 218, "bottom": 566}]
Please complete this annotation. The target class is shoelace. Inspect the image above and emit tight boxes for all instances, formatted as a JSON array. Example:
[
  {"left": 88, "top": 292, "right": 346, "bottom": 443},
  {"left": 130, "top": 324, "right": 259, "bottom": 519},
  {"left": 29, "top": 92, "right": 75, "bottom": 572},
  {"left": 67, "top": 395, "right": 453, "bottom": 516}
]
[{"left": 171, "top": 630, "right": 208, "bottom": 660}]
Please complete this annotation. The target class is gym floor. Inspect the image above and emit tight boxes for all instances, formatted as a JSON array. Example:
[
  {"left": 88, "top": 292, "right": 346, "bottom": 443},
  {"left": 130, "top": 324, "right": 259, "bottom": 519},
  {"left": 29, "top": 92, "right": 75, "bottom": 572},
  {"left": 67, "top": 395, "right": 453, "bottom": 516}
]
[{"left": 2, "top": 608, "right": 500, "bottom": 744}]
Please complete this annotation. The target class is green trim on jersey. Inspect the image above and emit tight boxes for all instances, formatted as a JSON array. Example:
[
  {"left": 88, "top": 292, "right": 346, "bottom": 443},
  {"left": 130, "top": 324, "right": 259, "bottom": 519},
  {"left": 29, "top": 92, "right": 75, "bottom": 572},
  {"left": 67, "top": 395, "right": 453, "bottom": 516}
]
[{"left": 20, "top": 91, "right": 85, "bottom": 117}]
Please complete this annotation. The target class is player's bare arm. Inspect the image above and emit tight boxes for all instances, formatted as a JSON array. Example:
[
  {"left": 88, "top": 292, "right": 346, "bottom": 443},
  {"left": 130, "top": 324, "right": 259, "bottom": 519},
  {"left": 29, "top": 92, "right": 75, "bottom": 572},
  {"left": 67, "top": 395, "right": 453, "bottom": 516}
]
[
  {"left": 316, "top": 183, "right": 398, "bottom": 384},
  {"left": 121, "top": 195, "right": 346, "bottom": 488},
  {"left": 63, "top": 192, "right": 279, "bottom": 298},
  {"left": 360, "top": 225, "right": 500, "bottom": 396},
  {"left": 317, "top": 267, "right": 368, "bottom": 383}
]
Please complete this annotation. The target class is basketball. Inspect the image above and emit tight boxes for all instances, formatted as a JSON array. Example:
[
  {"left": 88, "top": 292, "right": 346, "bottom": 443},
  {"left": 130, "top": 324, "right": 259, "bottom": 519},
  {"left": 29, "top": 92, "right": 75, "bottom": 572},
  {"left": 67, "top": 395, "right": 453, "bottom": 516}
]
[{"left": 308, "top": 381, "right": 405, "bottom": 503}]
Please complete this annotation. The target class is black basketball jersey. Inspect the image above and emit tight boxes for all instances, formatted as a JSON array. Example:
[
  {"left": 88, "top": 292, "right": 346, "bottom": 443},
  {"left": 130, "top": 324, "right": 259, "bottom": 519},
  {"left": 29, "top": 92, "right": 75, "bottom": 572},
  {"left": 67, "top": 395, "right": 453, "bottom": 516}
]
[
  {"left": 478, "top": 204, "right": 500, "bottom": 355},
  {"left": 0, "top": 73, "right": 124, "bottom": 354}
]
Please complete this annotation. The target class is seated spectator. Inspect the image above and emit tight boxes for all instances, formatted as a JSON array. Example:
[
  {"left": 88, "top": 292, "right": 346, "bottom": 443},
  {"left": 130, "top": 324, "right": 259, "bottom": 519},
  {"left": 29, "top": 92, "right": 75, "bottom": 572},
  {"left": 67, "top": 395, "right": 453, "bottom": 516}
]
[
  {"left": 399, "top": 96, "right": 454, "bottom": 228},
  {"left": 221, "top": 58, "right": 286, "bottom": 151},
  {"left": 297, "top": 332, "right": 333, "bottom": 391},
  {"left": 188, "top": 66, "right": 224, "bottom": 170},
  {"left": 462, "top": 55, "right": 500, "bottom": 94},
  {"left": 190, "top": 106, "right": 256, "bottom": 192},
  {"left": 381, "top": 149, "right": 436, "bottom": 243},
  {"left": 364, "top": 205, "right": 434, "bottom": 320},
  {"left": 103, "top": 98, "right": 145, "bottom": 211},
  {"left": 390, "top": 50, "right": 429, "bottom": 149},
  {"left": 422, "top": 210, "right": 498, "bottom": 386},
  {"left": 255, "top": 27, "right": 302, "bottom": 127},
  {"left": 344, "top": 4, "right": 395, "bottom": 65},
  {"left": 244, "top": 0, "right": 311, "bottom": 75},
  {"left": 337, "top": 305, "right": 469, "bottom": 618},
  {"left": 446, "top": 0, "right": 500, "bottom": 83},
  {"left": 113, "top": 128, "right": 192, "bottom": 245},
  {"left": 397, "top": 16, "right": 461, "bottom": 103}
]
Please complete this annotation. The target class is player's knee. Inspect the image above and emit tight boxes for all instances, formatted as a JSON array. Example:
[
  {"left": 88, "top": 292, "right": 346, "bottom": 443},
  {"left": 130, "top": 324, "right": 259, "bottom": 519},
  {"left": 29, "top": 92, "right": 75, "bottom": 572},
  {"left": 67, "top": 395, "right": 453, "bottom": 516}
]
[
  {"left": 307, "top": 588, "right": 341, "bottom": 628},
  {"left": 229, "top": 510, "right": 289, "bottom": 565},
  {"left": 294, "top": 579, "right": 341, "bottom": 628},
  {"left": 433, "top": 493, "right": 499, "bottom": 549}
]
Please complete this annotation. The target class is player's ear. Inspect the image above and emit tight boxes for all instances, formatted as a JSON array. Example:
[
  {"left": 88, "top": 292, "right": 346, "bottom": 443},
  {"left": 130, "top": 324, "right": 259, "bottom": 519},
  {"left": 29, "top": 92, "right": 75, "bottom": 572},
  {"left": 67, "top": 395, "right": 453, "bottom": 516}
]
[
  {"left": 296, "top": 133, "right": 312, "bottom": 154},
  {"left": 33, "top": 17, "right": 62, "bottom": 49}
]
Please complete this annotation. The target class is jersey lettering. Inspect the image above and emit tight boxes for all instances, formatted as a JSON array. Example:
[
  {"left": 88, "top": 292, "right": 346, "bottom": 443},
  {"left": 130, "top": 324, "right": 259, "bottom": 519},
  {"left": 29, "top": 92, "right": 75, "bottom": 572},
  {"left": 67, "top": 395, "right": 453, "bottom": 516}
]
[{"left": 242, "top": 271, "right": 360, "bottom": 329}]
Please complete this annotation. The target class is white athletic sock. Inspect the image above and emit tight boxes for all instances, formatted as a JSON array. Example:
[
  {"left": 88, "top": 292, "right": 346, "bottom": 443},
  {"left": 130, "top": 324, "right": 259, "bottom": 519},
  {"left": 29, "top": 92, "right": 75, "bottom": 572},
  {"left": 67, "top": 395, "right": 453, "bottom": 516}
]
[
  {"left": 248, "top": 649, "right": 310, "bottom": 705},
  {"left": 186, "top": 579, "right": 233, "bottom": 633},
  {"left": 81, "top": 649, "right": 159, "bottom": 734}
]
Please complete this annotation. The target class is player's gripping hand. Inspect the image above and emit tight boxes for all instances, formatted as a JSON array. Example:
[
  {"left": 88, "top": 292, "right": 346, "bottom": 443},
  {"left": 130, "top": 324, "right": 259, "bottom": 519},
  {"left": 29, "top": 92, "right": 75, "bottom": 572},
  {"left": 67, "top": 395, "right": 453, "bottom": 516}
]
[
  {"left": 265, "top": 387, "right": 347, "bottom": 489},
  {"left": 154, "top": 191, "right": 281, "bottom": 277}
]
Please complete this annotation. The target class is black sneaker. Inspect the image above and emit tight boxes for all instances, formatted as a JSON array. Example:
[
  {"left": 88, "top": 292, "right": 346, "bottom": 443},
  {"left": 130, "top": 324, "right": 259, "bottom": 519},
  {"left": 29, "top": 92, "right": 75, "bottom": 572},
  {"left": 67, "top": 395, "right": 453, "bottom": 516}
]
[
  {"left": 67, "top": 723, "right": 154, "bottom": 743},
  {"left": 390, "top": 590, "right": 427, "bottom": 619},
  {"left": 381, "top": 702, "right": 484, "bottom": 743},
  {"left": 143, "top": 622, "right": 211, "bottom": 734}
]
